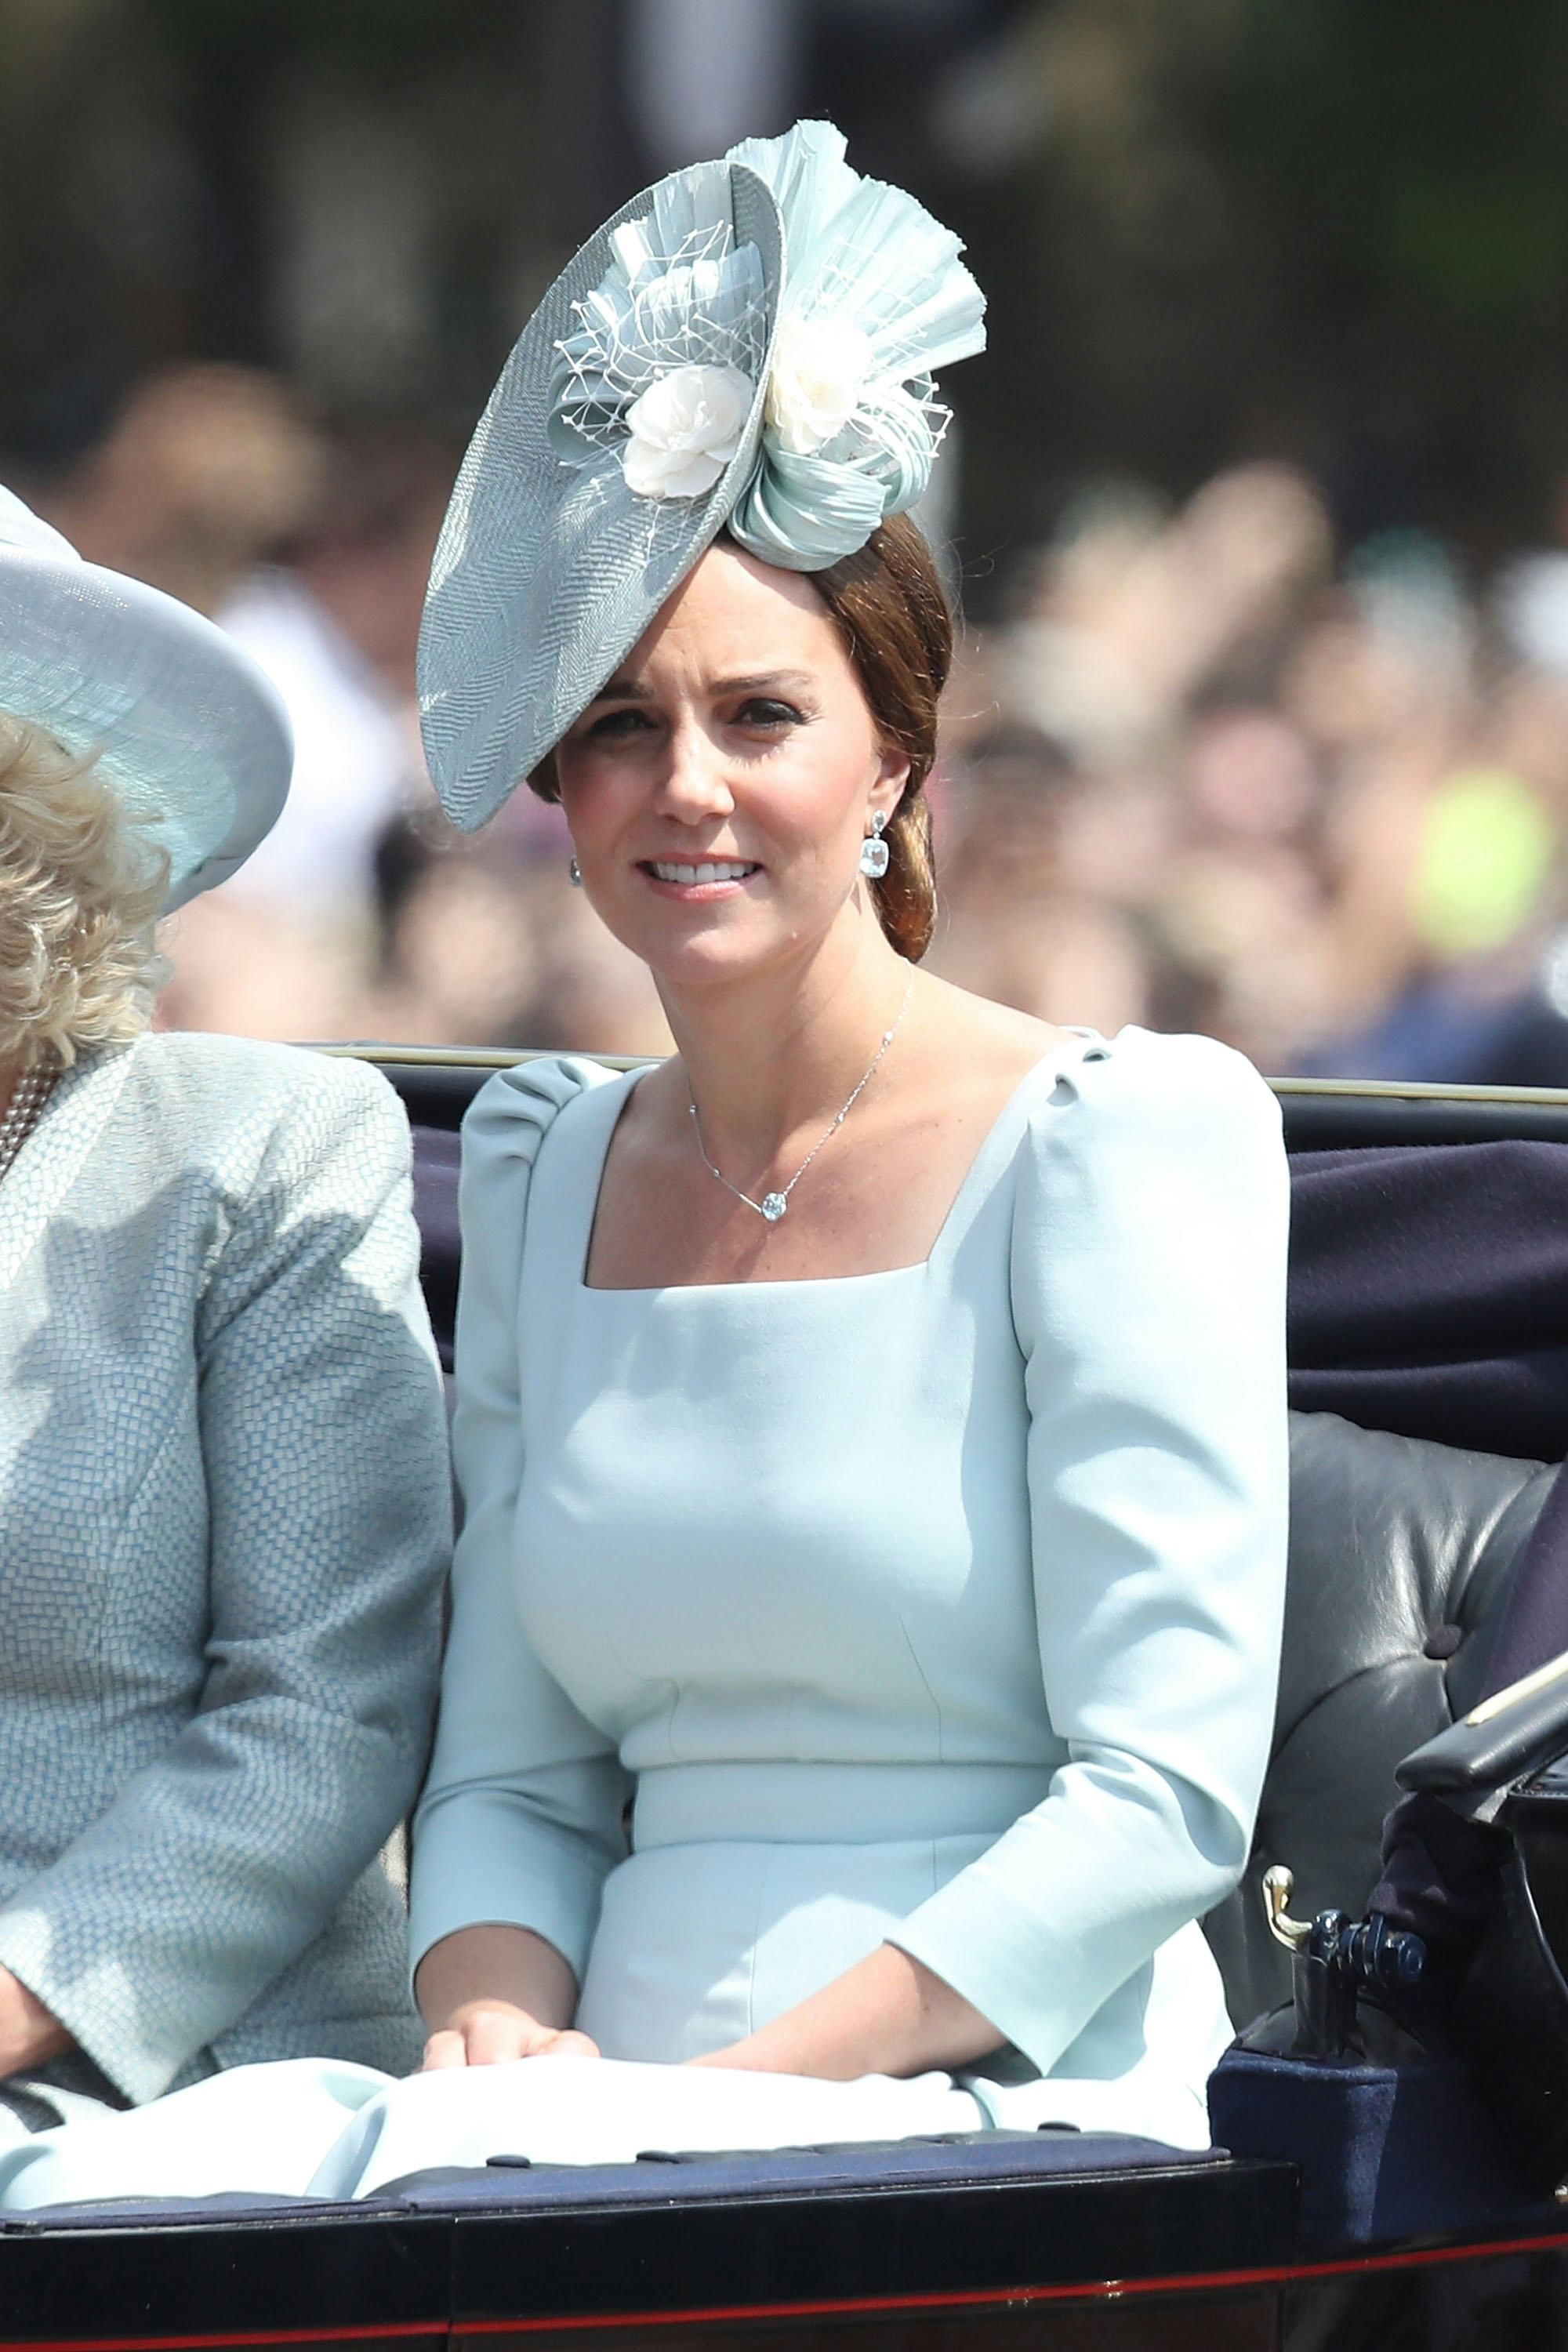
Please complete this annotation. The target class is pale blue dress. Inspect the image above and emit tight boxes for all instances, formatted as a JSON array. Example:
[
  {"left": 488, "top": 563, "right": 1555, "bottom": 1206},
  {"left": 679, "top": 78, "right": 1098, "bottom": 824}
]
[
  {"left": 0, "top": 1023, "right": 1290, "bottom": 2205},
  {"left": 408, "top": 1025, "right": 1290, "bottom": 2151}
]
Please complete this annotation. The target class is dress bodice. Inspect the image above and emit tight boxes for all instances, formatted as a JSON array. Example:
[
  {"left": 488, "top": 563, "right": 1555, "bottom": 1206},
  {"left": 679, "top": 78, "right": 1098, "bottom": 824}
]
[{"left": 513, "top": 1052, "right": 1078, "bottom": 1829}]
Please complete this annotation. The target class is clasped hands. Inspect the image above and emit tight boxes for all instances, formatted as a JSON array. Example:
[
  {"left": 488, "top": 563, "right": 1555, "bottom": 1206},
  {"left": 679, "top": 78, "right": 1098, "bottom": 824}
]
[
  {"left": 423, "top": 2003, "right": 601, "bottom": 2069},
  {"left": 417, "top": 1926, "right": 1002, "bottom": 2080},
  {"left": 422, "top": 1998, "right": 779, "bottom": 2071}
]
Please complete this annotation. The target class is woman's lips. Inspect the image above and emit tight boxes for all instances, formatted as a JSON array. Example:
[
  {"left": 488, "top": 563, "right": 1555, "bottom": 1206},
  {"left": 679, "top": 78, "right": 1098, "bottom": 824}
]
[{"left": 637, "top": 858, "right": 762, "bottom": 899}]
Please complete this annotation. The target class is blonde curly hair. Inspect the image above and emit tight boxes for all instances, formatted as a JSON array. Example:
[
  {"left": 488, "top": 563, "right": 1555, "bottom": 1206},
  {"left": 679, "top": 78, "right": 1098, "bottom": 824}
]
[{"left": 0, "top": 713, "right": 169, "bottom": 1070}]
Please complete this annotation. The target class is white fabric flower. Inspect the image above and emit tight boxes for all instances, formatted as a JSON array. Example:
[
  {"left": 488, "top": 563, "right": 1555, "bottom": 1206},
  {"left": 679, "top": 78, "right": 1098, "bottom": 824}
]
[
  {"left": 764, "top": 312, "right": 874, "bottom": 456},
  {"left": 622, "top": 365, "right": 753, "bottom": 499}
]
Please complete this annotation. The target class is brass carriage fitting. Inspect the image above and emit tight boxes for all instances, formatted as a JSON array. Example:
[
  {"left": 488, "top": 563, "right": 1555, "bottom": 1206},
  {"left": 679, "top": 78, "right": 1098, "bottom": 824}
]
[{"left": 1261, "top": 1864, "right": 1315, "bottom": 1951}]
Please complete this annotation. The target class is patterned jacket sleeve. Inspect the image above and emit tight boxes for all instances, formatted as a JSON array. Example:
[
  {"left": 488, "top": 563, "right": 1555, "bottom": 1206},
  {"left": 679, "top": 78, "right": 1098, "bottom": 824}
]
[{"left": 0, "top": 1056, "right": 451, "bottom": 2104}]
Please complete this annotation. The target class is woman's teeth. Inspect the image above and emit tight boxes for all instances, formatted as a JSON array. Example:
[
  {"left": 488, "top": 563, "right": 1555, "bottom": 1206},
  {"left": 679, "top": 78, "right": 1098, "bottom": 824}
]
[{"left": 648, "top": 861, "right": 758, "bottom": 884}]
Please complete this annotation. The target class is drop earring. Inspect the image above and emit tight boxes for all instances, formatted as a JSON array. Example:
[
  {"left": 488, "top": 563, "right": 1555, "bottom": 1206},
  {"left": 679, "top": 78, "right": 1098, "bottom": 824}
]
[
  {"left": 568, "top": 856, "right": 583, "bottom": 887},
  {"left": 858, "top": 809, "right": 890, "bottom": 880}
]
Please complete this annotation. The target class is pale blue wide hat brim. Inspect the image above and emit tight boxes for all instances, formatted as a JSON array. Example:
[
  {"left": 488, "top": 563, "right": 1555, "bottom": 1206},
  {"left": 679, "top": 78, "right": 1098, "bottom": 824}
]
[
  {"left": 419, "top": 162, "right": 784, "bottom": 834},
  {"left": 0, "top": 501, "right": 292, "bottom": 913}
]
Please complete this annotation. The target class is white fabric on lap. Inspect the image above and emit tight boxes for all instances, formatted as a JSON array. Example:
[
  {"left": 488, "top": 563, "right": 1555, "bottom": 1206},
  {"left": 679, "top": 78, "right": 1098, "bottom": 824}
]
[
  {"left": 307, "top": 2058, "right": 982, "bottom": 2198},
  {"left": 0, "top": 2059, "right": 981, "bottom": 2209},
  {"left": 0, "top": 2063, "right": 392, "bottom": 2211}
]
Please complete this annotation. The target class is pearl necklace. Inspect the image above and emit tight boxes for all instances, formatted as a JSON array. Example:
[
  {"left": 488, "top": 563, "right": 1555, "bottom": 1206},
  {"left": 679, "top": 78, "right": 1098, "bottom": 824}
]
[
  {"left": 0, "top": 1064, "right": 56, "bottom": 1185},
  {"left": 688, "top": 973, "right": 915, "bottom": 1224}
]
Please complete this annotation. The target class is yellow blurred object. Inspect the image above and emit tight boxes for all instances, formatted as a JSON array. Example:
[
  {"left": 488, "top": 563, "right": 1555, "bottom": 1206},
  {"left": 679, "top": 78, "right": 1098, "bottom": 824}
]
[{"left": 1411, "top": 767, "right": 1556, "bottom": 958}]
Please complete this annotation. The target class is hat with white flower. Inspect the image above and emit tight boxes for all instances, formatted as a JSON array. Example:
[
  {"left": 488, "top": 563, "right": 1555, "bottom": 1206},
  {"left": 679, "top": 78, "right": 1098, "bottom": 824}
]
[{"left": 419, "top": 120, "right": 985, "bottom": 832}]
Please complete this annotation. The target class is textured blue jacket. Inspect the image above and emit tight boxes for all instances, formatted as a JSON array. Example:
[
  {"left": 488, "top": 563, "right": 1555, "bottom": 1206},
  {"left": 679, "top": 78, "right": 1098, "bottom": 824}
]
[{"left": 0, "top": 1032, "right": 450, "bottom": 2107}]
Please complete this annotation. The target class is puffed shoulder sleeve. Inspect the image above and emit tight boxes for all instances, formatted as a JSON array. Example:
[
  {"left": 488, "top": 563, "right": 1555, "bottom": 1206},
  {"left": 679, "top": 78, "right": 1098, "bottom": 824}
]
[
  {"left": 409, "top": 1056, "right": 634, "bottom": 1992},
  {"left": 887, "top": 1030, "right": 1290, "bottom": 2076}
]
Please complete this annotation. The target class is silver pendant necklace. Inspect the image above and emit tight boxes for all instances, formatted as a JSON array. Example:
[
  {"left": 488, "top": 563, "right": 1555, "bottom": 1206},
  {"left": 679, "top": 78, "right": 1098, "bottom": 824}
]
[
  {"left": 0, "top": 1064, "right": 56, "bottom": 1185},
  {"left": 689, "top": 972, "right": 915, "bottom": 1224}
]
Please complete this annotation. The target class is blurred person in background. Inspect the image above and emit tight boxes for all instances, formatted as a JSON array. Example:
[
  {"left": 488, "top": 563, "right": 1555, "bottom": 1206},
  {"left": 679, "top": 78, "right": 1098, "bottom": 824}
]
[
  {"left": 38, "top": 367, "right": 387, "bottom": 1042},
  {"left": 365, "top": 821, "right": 673, "bottom": 1057},
  {"left": 928, "top": 720, "right": 1155, "bottom": 1037},
  {"left": 960, "top": 462, "right": 1568, "bottom": 1087},
  {"left": 216, "top": 426, "right": 456, "bottom": 924},
  {"left": 41, "top": 365, "right": 323, "bottom": 622}
]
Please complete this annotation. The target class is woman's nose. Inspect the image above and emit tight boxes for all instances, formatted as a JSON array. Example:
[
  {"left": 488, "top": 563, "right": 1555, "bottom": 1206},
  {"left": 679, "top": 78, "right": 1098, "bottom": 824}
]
[{"left": 655, "top": 718, "right": 735, "bottom": 820}]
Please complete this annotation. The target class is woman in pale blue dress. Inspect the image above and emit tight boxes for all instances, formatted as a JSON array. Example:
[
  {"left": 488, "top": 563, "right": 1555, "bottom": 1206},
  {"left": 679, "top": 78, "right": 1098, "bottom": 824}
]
[
  {"left": 393, "top": 554, "right": 1288, "bottom": 2153},
  {"left": 0, "top": 118, "right": 1287, "bottom": 2206}
]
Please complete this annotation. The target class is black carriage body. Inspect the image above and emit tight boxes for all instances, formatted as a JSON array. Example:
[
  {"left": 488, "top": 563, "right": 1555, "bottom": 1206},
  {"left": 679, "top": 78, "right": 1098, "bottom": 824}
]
[
  {"left": 9, "top": 1054, "right": 1568, "bottom": 2352},
  {"left": 5, "top": 2151, "right": 1568, "bottom": 2350}
]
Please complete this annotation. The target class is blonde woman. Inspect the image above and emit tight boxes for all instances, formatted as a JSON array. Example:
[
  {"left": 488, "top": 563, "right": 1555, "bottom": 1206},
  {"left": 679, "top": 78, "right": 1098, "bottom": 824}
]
[{"left": 0, "top": 488, "right": 450, "bottom": 2153}]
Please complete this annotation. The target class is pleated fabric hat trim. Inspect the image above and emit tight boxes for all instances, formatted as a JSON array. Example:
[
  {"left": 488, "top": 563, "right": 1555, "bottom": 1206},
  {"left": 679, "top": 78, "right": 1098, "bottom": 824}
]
[
  {"left": 0, "top": 488, "right": 292, "bottom": 913},
  {"left": 419, "top": 164, "right": 782, "bottom": 835}
]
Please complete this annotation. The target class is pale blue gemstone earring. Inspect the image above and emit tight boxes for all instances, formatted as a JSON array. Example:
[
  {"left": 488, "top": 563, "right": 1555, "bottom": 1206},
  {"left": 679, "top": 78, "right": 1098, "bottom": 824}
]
[
  {"left": 568, "top": 856, "right": 583, "bottom": 887},
  {"left": 859, "top": 809, "right": 890, "bottom": 879}
]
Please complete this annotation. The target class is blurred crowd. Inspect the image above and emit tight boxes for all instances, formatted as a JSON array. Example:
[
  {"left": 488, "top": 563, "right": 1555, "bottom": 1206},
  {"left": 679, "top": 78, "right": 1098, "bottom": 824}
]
[
  {"left": 27, "top": 361, "right": 1568, "bottom": 1083},
  {"left": 939, "top": 470, "right": 1568, "bottom": 1085}
]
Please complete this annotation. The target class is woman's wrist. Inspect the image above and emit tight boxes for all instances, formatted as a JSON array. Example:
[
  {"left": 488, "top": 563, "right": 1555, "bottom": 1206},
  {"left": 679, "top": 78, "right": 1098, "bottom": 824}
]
[
  {"left": 415, "top": 1923, "right": 579, "bottom": 2037},
  {"left": 690, "top": 1944, "right": 1002, "bottom": 2081},
  {"left": 0, "top": 1969, "right": 72, "bottom": 2077}
]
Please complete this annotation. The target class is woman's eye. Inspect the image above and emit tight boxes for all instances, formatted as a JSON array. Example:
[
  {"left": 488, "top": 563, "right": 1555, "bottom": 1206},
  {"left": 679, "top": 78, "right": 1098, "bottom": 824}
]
[
  {"left": 737, "top": 699, "right": 804, "bottom": 729},
  {"left": 588, "top": 706, "right": 655, "bottom": 739}
]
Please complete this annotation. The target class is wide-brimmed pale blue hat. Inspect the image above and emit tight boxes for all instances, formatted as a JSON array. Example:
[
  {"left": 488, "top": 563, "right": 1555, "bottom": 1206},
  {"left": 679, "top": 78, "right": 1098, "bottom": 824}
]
[
  {"left": 0, "top": 485, "right": 292, "bottom": 910},
  {"left": 419, "top": 120, "right": 985, "bottom": 833}
]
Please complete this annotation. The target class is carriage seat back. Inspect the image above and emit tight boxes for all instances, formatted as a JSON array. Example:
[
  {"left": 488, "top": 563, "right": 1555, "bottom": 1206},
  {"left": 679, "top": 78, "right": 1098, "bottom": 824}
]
[{"left": 1206, "top": 1410, "right": 1554, "bottom": 2024}]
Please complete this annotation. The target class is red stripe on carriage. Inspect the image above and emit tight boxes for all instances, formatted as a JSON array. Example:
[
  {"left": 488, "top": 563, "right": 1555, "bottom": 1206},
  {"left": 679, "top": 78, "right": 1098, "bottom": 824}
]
[{"left": 10, "top": 2227, "right": 1568, "bottom": 2348}]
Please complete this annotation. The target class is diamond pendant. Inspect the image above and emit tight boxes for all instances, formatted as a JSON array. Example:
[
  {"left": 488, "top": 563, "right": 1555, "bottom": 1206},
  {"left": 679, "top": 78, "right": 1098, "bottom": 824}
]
[{"left": 760, "top": 1192, "right": 788, "bottom": 1222}]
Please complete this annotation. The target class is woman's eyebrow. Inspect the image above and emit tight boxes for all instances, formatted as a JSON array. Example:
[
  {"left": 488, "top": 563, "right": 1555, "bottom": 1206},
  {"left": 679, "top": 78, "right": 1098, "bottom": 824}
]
[
  {"left": 590, "top": 669, "right": 815, "bottom": 703},
  {"left": 710, "top": 670, "right": 815, "bottom": 696}
]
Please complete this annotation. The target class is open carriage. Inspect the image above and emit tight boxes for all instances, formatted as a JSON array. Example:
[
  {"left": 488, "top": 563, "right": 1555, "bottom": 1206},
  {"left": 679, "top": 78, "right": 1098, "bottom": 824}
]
[{"left": 4, "top": 1048, "right": 1568, "bottom": 2352}]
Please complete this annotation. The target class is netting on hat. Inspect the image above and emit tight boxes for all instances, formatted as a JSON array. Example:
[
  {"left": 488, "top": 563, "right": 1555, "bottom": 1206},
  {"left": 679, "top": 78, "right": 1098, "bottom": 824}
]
[
  {"left": 550, "top": 203, "right": 769, "bottom": 463},
  {"left": 723, "top": 122, "right": 985, "bottom": 569},
  {"left": 417, "top": 165, "right": 783, "bottom": 832},
  {"left": 543, "top": 122, "right": 985, "bottom": 572}
]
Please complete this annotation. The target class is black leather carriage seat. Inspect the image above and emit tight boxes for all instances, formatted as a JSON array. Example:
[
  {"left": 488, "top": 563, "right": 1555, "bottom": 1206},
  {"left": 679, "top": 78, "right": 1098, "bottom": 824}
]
[{"left": 1205, "top": 1412, "right": 1553, "bottom": 2024}]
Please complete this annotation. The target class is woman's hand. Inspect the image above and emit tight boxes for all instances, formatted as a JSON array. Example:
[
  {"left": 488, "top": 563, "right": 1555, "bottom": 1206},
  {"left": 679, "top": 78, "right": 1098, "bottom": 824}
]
[
  {"left": 688, "top": 1943, "right": 1001, "bottom": 2080},
  {"left": 423, "top": 2002, "right": 600, "bottom": 2069},
  {"left": 0, "top": 1968, "right": 72, "bottom": 2078},
  {"left": 416, "top": 1923, "right": 597, "bottom": 2071}
]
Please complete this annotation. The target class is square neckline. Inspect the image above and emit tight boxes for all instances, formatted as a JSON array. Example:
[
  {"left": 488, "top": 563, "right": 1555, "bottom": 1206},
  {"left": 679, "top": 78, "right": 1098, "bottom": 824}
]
[{"left": 575, "top": 1027, "right": 1111, "bottom": 1296}]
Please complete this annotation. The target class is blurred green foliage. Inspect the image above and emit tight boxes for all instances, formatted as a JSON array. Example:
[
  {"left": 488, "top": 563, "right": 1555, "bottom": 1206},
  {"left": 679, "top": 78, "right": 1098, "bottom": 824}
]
[{"left": 959, "top": 0, "right": 1568, "bottom": 562}]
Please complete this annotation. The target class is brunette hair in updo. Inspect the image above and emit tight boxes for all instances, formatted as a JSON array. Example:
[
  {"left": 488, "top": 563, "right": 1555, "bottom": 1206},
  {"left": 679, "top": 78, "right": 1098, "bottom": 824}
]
[{"left": 529, "top": 512, "right": 952, "bottom": 962}]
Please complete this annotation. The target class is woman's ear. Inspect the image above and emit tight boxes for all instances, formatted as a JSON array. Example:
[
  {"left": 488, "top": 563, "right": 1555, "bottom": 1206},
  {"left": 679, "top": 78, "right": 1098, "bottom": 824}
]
[{"left": 873, "top": 741, "right": 912, "bottom": 809}]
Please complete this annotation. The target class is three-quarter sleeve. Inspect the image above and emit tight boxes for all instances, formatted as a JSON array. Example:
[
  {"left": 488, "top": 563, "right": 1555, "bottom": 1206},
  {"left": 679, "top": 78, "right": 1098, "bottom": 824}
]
[
  {"left": 409, "top": 1058, "right": 634, "bottom": 1994},
  {"left": 887, "top": 1032, "right": 1290, "bottom": 2077}
]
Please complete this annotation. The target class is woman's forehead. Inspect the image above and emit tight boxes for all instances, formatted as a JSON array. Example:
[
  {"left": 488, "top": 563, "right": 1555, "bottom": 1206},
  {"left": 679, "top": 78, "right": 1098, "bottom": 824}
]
[{"left": 621, "top": 542, "right": 837, "bottom": 682}]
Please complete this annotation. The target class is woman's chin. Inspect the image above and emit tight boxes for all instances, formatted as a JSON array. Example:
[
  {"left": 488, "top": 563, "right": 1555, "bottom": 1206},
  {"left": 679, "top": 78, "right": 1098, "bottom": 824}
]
[{"left": 637, "top": 924, "right": 805, "bottom": 998}]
